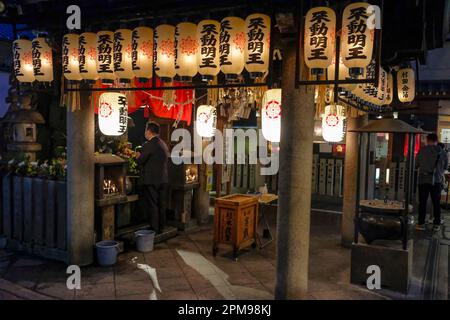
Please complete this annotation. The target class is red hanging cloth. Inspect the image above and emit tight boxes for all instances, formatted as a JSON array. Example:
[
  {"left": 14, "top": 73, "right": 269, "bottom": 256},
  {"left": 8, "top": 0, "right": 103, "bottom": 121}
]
[
  {"left": 92, "top": 78, "right": 194, "bottom": 125},
  {"left": 134, "top": 78, "right": 193, "bottom": 125}
]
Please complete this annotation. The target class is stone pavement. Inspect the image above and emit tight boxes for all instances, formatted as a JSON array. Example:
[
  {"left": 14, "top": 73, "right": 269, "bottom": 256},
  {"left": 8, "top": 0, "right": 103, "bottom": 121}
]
[{"left": 0, "top": 210, "right": 413, "bottom": 300}]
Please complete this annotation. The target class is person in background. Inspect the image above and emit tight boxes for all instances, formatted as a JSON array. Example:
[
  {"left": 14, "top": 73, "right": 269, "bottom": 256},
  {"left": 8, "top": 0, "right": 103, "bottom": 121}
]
[
  {"left": 415, "top": 133, "right": 448, "bottom": 231},
  {"left": 136, "top": 122, "right": 170, "bottom": 234}
]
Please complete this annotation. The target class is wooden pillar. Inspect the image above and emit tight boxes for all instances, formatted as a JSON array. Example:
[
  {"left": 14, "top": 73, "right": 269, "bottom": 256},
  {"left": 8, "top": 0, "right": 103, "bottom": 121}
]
[
  {"left": 67, "top": 91, "right": 95, "bottom": 266},
  {"left": 275, "top": 40, "right": 315, "bottom": 299},
  {"left": 341, "top": 115, "right": 368, "bottom": 247}
]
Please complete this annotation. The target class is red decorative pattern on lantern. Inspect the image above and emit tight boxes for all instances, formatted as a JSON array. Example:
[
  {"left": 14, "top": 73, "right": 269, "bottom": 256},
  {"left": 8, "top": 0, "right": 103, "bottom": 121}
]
[
  {"left": 125, "top": 44, "right": 132, "bottom": 59},
  {"left": 70, "top": 48, "right": 78, "bottom": 62},
  {"left": 43, "top": 51, "right": 52, "bottom": 64},
  {"left": 160, "top": 39, "right": 175, "bottom": 57},
  {"left": 198, "top": 111, "right": 210, "bottom": 123},
  {"left": 99, "top": 102, "right": 113, "bottom": 118},
  {"left": 264, "top": 100, "right": 281, "bottom": 119},
  {"left": 141, "top": 40, "right": 153, "bottom": 58},
  {"left": 325, "top": 114, "right": 339, "bottom": 127},
  {"left": 88, "top": 47, "right": 96, "bottom": 61},
  {"left": 233, "top": 32, "right": 246, "bottom": 53},
  {"left": 181, "top": 36, "right": 198, "bottom": 56},
  {"left": 23, "top": 52, "right": 33, "bottom": 65}
]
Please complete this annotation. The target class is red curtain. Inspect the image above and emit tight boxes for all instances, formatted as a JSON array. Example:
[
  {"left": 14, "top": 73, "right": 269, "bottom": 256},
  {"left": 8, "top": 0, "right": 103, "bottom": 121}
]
[{"left": 92, "top": 78, "right": 193, "bottom": 125}]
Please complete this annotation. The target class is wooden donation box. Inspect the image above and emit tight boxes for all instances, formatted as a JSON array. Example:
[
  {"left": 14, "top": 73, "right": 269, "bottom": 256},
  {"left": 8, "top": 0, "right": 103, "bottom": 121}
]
[{"left": 213, "top": 194, "right": 258, "bottom": 259}]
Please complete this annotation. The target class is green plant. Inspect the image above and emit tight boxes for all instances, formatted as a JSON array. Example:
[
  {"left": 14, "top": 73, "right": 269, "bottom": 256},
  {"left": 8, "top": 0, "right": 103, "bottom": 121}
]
[{"left": 116, "top": 141, "right": 140, "bottom": 175}]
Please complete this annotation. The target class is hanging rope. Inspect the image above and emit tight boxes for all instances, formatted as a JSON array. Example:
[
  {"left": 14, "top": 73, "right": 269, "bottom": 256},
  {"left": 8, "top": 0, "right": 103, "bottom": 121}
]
[{"left": 140, "top": 90, "right": 207, "bottom": 106}]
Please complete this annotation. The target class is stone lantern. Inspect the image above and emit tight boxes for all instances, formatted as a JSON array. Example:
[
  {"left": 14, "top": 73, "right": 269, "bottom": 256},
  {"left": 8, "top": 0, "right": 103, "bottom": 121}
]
[{"left": 1, "top": 82, "right": 45, "bottom": 161}]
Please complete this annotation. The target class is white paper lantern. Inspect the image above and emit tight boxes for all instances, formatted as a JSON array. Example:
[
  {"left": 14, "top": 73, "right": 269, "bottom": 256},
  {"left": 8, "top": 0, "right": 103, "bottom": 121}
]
[
  {"left": 245, "top": 13, "right": 270, "bottom": 78},
  {"left": 12, "top": 38, "right": 35, "bottom": 83},
  {"left": 98, "top": 93, "right": 128, "bottom": 136},
  {"left": 62, "top": 34, "right": 82, "bottom": 81},
  {"left": 322, "top": 104, "right": 345, "bottom": 143},
  {"left": 79, "top": 32, "right": 99, "bottom": 82},
  {"left": 304, "top": 7, "right": 336, "bottom": 75},
  {"left": 31, "top": 35, "right": 53, "bottom": 82},
  {"left": 114, "top": 29, "right": 134, "bottom": 82},
  {"left": 385, "top": 72, "right": 394, "bottom": 105},
  {"left": 197, "top": 20, "right": 220, "bottom": 80},
  {"left": 196, "top": 105, "right": 217, "bottom": 138},
  {"left": 176, "top": 22, "right": 198, "bottom": 81},
  {"left": 340, "top": 2, "right": 374, "bottom": 76},
  {"left": 155, "top": 24, "right": 176, "bottom": 82},
  {"left": 97, "top": 31, "right": 116, "bottom": 84},
  {"left": 397, "top": 67, "right": 415, "bottom": 103},
  {"left": 261, "top": 89, "right": 281, "bottom": 143},
  {"left": 220, "top": 17, "right": 246, "bottom": 80},
  {"left": 132, "top": 26, "right": 154, "bottom": 80}
]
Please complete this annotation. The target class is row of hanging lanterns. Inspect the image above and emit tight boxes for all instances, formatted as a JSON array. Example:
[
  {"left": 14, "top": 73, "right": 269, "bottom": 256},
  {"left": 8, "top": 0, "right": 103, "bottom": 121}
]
[
  {"left": 13, "top": 13, "right": 270, "bottom": 84},
  {"left": 304, "top": 2, "right": 375, "bottom": 78},
  {"left": 61, "top": 14, "right": 270, "bottom": 85},
  {"left": 13, "top": 34, "right": 54, "bottom": 83},
  {"left": 337, "top": 65, "right": 415, "bottom": 106}
]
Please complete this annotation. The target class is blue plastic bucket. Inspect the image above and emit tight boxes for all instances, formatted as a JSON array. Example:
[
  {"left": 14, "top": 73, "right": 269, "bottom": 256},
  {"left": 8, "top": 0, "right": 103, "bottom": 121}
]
[
  {"left": 134, "top": 230, "right": 156, "bottom": 253},
  {"left": 95, "top": 241, "right": 120, "bottom": 266}
]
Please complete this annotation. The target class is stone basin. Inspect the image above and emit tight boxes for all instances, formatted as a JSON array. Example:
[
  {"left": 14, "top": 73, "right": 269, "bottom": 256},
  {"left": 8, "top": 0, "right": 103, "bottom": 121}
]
[{"left": 359, "top": 199, "right": 413, "bottom": 215}]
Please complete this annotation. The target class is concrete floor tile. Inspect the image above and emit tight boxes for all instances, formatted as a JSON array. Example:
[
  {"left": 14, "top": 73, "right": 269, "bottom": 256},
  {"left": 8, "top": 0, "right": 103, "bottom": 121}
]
[
  {"left": 144, "top": 256, "right": 177, "bottom": 268},
  {"left": 160, "top": 289, "right": 198, "bottom": 300},
  {"left": 3, "top": 266, "right": 43, "bottom": 289},
  {"left": 195, "top": 285, "right": 231, "bottom": 300},
  {"left": 158, "top": 276, "right": 192, "bottom": 291},
  {"left": 75, "top": 282, "right": 115, "bottom": 300},
  {"left": 115, "top": 279, "right": 154, "bottom": 297},
  {"left": 223, "top": 272, "right": 260, "bottom": 286},
  {"left": 82, "top": 266, "right": 114, "bottom": 285},
  {"left": 117, "top": 293, "right": 152, "bottom": 300},
  {"left": 144, "top": 249, "right": 175, "bottom": 261},
  {"left": 186, "top": 275, "right": 216, "bottom": 291},
  {"left": 240, "top": 260, "right": 275, "bottom": 273},
  {"left": 35, "top": 281, "right": 75, "bottom": 300},
  {"left": 248, "top": 270, "right": 276, "bottom": 283},
  {"left": 0, "top": 289, "right": 21, "bottom": 300},
  {"left": 153, "top": 266, "right": 184, "bottom": 279},
  {"left": 229, "top": 283, "right": 273, "bottom": 300},
  {"left": 115, "top": 268, "right": 150, "bottom": 284}
]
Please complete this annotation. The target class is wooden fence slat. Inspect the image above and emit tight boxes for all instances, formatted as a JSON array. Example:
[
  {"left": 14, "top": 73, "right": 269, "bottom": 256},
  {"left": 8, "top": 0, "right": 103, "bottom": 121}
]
[
  {"left": 13, "top": 176, "right": 23, "bottom": 241},
  {"left": 0, "top": 175, "right": 2, "bottom": 234},
  {"left": 2, "top": 175, "right": 12, "bottom": 238},
  {"left": 45, "top": 181, "right": 56, "bottom": 248},
  {"left": 22, "top": 178, "right": 33, "bottom": 243},
  {"left": 56, "top": 181, "right": 67, "bottom": 250},
  {"left": 33, "top": 179, "right": 45, "bottom": 245}
]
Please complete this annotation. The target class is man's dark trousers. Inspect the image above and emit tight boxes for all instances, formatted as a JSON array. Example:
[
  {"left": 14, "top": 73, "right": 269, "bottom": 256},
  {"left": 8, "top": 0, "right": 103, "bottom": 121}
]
[
  {"left": 418, "top": 183, "right": 442, "bottom": 225},
  {"left": 143, "top": 183, "right": 168, "bottom": 233}
]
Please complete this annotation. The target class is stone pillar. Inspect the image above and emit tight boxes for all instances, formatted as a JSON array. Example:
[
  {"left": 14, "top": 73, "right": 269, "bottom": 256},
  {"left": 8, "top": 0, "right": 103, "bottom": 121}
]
[
  {"left": 341, "top": 115, "right": 368, "bottom": 247},
  {"left": 193, "top": 162, "right": 210, "bottom": 225},
  {"left": 275, "top": 40, "right": 315, "bottom": 299},
  {"left": 67, "top": 91, "right": 95, "bottom": 266}
]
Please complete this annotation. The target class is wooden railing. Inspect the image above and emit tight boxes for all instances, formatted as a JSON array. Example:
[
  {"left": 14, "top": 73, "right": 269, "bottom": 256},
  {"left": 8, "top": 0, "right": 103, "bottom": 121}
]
[{"left": 1, "top": 174, "right": 68, "bottom": 263}]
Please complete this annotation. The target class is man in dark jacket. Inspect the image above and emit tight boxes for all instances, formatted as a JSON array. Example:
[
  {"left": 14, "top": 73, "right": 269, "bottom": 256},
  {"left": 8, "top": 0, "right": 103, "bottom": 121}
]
[
  {"left": 415, "top": 133, "right": 448, "bottom": 231},
  {"left": 136, "top": 122, "right": 170, "bottom": 234}
]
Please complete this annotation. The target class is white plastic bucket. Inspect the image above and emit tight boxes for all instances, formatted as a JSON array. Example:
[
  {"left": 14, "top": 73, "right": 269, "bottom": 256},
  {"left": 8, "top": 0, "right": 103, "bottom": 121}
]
[
  {"left": 95, "top": 241, "right": 120, "bottom": 266},
  {"left": 135, "top": 230, "right": 156, "bottom": 253}
]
